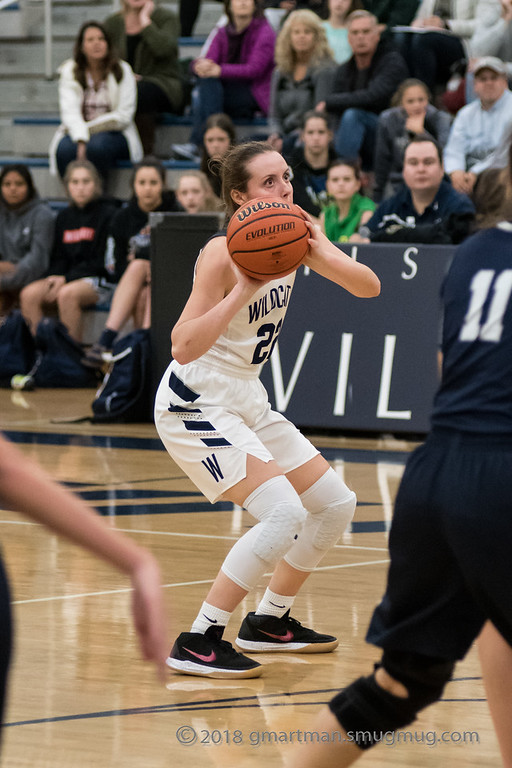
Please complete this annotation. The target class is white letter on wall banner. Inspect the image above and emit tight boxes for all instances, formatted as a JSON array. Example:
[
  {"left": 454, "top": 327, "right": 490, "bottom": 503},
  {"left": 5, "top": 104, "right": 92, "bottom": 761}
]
[
  {"left": 401, "top": 247, "right": 418, "bottom": 280},
  {"left": 270, "top": 332, "right": 314, "bottom": 411},
  {"left": 333, "top": 332, "right": 353, "bottom": 416},
  {"left": 377, "top": 335, "right": 412, "bottom": 420}
]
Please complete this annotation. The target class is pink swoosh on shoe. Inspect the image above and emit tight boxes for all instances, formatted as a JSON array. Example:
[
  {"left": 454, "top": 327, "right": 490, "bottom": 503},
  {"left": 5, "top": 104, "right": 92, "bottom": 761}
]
[
  {"left": 260, "top": 630, "right": 294, "bottom": 642},
  {"left": 183, "top": 648, "right": 216, "bottom": 663}
]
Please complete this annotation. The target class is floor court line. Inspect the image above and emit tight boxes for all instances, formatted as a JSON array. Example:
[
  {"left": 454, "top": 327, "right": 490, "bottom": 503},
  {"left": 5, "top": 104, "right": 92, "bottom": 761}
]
[
  {"left": 112, "top": 527, "right": 390, "bottom": 552},
  {"left": 13, "top": 556, "right": 389, "bottom": 604},
  {"left": 12, "top": 579, "right": 216, "bottom": 605},
  {"left": 0, "top": 520, "right": 390, "bottom": 552}
]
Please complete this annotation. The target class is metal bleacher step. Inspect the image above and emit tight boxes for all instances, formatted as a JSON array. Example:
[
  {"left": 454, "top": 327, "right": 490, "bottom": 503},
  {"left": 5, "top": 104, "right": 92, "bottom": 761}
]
[
  {"left": 0, "top": 155, "right": 201, "bottom": 199},
  {"left": 11, "top": 114, "right": 270, "bottom": 159}
]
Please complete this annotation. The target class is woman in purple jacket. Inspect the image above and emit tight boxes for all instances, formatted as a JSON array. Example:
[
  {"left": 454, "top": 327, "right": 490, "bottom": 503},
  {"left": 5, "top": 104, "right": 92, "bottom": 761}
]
[{"left": 187, "top": 0, "right": 276, "bottom": 153}]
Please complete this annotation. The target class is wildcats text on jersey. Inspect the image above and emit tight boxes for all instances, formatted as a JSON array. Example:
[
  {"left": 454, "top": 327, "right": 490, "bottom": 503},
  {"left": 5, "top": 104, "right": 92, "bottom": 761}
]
[{"left": 248, "top": 284, "right": 292, "bottom": 324}]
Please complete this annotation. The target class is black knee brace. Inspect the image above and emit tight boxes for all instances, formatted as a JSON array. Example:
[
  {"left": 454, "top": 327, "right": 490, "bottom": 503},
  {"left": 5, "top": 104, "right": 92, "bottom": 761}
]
[{"left": 328, "top": 650, "right": 454, "bottom": 750}]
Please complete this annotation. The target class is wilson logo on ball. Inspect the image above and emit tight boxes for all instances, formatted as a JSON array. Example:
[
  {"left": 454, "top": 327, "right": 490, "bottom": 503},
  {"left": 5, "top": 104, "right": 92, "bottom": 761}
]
[
  {"left": 236, "top": 200, "right": 292, "bottom": 222},
  {"left": 227, "top": 197, "right": 309, "bottom": 280}
]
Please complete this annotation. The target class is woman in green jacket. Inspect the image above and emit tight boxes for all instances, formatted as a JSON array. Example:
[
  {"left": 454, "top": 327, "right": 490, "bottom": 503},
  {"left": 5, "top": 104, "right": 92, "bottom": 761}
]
[{"left": 103, "top": 0, "right": 184, "bottom": 153}]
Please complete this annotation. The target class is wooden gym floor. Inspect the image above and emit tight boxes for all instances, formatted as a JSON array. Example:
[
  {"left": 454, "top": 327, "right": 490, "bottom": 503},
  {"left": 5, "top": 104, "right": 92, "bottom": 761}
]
[{"left": 0, "top": 388, "right": 498, "bottom": 767}]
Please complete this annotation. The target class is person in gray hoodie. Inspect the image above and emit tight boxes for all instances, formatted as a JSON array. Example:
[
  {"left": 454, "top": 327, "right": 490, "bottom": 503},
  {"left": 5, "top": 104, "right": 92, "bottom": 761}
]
[
  {"left": 0, "top": 164, "right": 55, "bottom": 314},
  {"left": 374, "top": 78, "right": 452, "bottom": 201}
]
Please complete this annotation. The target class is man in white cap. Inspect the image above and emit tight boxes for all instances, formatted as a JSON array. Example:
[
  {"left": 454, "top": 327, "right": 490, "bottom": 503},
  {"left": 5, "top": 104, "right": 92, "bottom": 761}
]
[{"left": 443, "top": 56, "right": 512, "bottom": 195}]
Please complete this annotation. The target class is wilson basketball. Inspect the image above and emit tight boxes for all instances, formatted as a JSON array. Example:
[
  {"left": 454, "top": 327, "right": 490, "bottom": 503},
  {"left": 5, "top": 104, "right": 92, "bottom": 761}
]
[{"left": 227, "top": 197, "right": 309, "bottom": 279}]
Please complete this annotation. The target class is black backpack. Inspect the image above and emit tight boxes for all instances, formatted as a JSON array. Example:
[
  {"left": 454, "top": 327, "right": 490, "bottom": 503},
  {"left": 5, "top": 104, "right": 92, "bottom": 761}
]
[
  {"left": 0, "top": 310, "right": 36, "bottom": 387},
  {"left": 33, "top": 318, "right": 99, "bottom": 388},
  {"left": 91, "top": 329, "right": 152, "bottom": 422}
]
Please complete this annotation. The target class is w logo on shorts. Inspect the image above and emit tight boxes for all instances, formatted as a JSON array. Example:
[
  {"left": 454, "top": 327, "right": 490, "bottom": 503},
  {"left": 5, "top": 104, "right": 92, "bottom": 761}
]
[{"left": 202, "top": 454, "right": 224, "bottom": 482}]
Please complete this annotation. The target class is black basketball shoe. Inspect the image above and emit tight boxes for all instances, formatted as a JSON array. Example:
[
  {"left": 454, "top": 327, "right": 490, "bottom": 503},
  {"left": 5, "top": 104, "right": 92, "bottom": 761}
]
[
  {"left": 166, "top": 625, "right": 263, "bottom": 678},
  {"left": 236, "top": 610, "right": 338, "bottom": 653}
]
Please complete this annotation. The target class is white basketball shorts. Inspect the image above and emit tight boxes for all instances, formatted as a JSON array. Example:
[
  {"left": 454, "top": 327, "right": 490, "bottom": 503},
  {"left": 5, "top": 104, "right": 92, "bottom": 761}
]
[{"left": 154, "top": 360, "right": 319, "bottom": 503}]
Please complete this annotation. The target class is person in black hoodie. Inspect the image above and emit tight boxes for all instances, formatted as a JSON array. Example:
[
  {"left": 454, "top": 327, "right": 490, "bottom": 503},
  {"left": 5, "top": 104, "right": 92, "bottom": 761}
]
[
  {"left": 19, "top": 160, "right": 116, "bottom": 342},
  {"left": 289, "top": 110, "right": 338, "bottom": 217},
  {"left": 82, "top": 156, "right": 183, "bottom": 367},
  {"left": 316, "top": 9, "right": 408, "bottom": 170}
]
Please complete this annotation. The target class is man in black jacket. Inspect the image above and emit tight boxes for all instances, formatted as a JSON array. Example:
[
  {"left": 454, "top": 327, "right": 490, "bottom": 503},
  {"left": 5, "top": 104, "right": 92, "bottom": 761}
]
[
  {"left": 356, "top": 136, "right": 475, "bottom": 244},
  {"left": 317, "top": 10, "right": 408, "bottom": 170}
]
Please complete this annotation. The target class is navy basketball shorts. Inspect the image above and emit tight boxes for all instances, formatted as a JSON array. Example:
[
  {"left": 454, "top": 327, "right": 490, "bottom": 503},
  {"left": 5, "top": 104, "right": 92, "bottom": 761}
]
[
  {"left": 154, "top": 360, "right": 319, "bottom": 503},
  {"left": 367, "top": 428, "right": 512, "bottom": 660}
]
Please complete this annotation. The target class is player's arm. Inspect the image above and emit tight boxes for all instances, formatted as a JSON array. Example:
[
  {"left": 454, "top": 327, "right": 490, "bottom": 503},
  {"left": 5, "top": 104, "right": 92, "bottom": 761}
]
[
  {"left": 171, "top": 237, "right": 266, "bottom": 364},
  {"left": 0, "top": 433, "right": 168, "bottom": 680},
  {"left": 302, "top": 218, "right": 381, "bottom": 298}
]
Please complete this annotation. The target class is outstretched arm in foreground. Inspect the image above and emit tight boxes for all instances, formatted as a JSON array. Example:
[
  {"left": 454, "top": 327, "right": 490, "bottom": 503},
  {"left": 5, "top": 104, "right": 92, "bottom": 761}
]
[{"left": 0, "top": 434, "right": 169, "bottom": 680}]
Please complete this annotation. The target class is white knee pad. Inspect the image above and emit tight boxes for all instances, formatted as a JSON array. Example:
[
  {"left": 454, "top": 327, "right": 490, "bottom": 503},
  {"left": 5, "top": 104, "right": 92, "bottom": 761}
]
[
  {"left": 245, "top": 475, "right": 307, "bottom": 563},
  {"left": 220, "top": 476, "right": 307, "bottom": 591},
  {"left": 285, "top": 468, "right": 356, "bottom": 572}
]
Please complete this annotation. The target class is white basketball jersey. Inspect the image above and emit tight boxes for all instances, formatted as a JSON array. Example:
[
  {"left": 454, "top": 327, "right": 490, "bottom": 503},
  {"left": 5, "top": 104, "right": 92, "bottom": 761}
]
[{"left": 198, "top": 272, "right": 296, "bottom": 378}]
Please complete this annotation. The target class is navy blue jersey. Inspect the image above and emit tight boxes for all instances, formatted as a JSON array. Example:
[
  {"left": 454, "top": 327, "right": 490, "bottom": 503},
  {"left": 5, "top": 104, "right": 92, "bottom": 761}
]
[{"left": 432, "top": 224, "right": 512, "bottom": 433}]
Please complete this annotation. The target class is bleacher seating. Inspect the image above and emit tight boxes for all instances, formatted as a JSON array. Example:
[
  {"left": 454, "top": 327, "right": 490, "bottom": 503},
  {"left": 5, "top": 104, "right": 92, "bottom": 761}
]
[
  {"left": 0, "top": 1, "right": 271, "bottom": 339},
  {"left": 0, "top": 1, "right": 271, "bottom": 199}
]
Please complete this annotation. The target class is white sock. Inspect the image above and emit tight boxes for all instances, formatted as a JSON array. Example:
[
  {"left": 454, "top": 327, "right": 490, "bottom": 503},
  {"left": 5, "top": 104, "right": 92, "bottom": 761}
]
[
  {"left": 256, "top": 588, "right": 295, "bottom": 618},
  {"left": 191, "top": 602, "right": 232, "bottom": 634}
]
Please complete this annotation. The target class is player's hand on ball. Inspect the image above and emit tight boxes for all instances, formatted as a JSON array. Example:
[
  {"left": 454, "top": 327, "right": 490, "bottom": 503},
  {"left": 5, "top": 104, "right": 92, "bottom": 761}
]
[{"left": 231, "top": 262, "right": 269, "bottom": 294}]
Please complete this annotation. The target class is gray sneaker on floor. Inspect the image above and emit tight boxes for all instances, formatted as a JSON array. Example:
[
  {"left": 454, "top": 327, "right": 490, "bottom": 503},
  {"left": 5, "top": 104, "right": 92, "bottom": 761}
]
[{"left": 81, "top": 343, "right": 112, "bottom": 369}]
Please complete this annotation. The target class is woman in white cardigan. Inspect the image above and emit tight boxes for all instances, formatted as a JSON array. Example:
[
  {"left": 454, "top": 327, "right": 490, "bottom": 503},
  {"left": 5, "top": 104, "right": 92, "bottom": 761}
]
[{"left": 49, "top": 21, "right": 143, "bottom": 182}]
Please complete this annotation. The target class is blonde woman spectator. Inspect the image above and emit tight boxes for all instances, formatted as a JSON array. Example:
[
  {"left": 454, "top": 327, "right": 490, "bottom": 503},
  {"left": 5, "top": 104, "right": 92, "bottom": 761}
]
[
  {"left": 19, "top": 161, "right": 117, "bottom": 342},
  {"left": 49, "top": 21, "right": 142, "bottom": 183},
  {"left": 268, "top": 9, "right": 336, "bottom": 154},
  {"left": 175, "top": 171, "right": 222, "bottom": 213}
]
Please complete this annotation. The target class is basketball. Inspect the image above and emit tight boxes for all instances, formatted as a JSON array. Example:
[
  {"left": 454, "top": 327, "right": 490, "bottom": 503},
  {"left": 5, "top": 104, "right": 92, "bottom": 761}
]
[{"left": 227, "top": 197, "right": 309, "bottom": 279}]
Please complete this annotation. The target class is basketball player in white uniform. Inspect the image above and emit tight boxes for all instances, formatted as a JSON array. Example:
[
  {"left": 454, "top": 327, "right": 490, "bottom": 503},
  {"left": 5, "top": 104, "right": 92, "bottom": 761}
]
[{"left": 154, "top": 141, "right": 380, "bottom": 678}]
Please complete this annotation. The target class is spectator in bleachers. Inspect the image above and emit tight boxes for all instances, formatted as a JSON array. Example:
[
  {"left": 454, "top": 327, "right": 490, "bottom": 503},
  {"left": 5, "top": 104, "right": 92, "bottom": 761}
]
[
  {"left": 50, "top": 21, "right": 143, "bottom": 184},
  {"left": 374, "top": 78, "right": 452, "bottom": 201},
  {"left": 471, "top": 0, "right": 512, "bottom": 67},
  {"left": 323, "top": 0, "right": 364, "bottom": 64},
  {"left": 355, "top": 135, "right": 475, "bottom": 243},
  {"left": 180, "top": 0, "right": 202, "bottom": 36},
  {"left": 267, "top": 9, "right": 336, "bottom": 154},
  {"left": 399, "top": 0, "right": 498, "bottom": 93},
  {"left": 320, "top": 158, "right": 376, "bottom": 239},
  {"left": 289, "top": 110, "right": 339, "bottom": 215},
  {"left": 0, "top": 164, "right": 55, "bottom": 315},
  {"left": 472, "top": 168, "right": 512, "bottom": 229},
  {"left": 200, "top": 113, "right": 237, "bottom": 198},
  {"left": 82, "top": 157, "right": 183, "bottom": 369},
  {"left": 175, "top": 170, "right": 223, "bottom": 212},
  {"left": 317, "top": 10, "right": 408, "bottom": 169},
  {"left": 103, "top": 0, "right": 183, "bottom": 155},
  {"left": 19, "top": 161, "right": 117, "bottom": 343},
  {"left": 264, "top": 0, "right": 329, "bottom": 17},
  {"left": 443, "top": 56, "right": 512, "bottom": 195},
  {"left": 173, "top": 0, "right": 276, "bottom": 162},
  {"left": 362, "top": 0, "right": 419, "bottom": 29}
]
